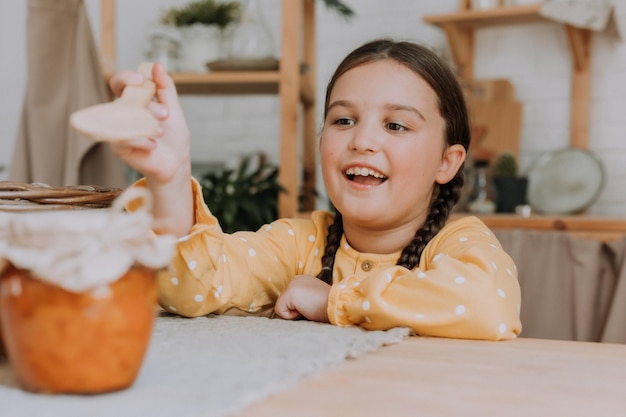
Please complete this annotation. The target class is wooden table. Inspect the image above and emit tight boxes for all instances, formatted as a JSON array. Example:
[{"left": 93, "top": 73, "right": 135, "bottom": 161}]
[{"left": 237, "top": 336, "right": 626, "bottom": 417}]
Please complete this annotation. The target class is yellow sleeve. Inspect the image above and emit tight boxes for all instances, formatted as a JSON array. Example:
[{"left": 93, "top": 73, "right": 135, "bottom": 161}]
[
  {"left": 327, "top": 216, "right": 522, "bottom": 341},
  {"left": 154, "top": 178, "right": 329, "bottom": 317}
]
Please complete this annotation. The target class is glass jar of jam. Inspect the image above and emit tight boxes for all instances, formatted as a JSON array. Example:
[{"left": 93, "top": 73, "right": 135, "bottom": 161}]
[
  {"left": 0, "top": 188, "right": 175, "bottom": 394},
  {"left": 0, "top": 213, "right": 9, "bottom": 361}
]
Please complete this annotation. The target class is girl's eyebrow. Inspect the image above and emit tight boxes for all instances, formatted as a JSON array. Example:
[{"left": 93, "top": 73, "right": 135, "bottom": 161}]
[
  {"left": 384, "top": 103, "right": 426, "bottom": 121},
  {"left": 327, "top": 99, "right": 353, "bottom": 112},
  {"left": 327, "top": 100, "right": 426, "bottom": 121}
]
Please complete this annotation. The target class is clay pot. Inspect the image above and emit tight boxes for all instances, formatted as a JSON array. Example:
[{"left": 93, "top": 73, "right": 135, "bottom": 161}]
[
  {"left": 0, "top": 265, "right": 157, "bottom": 394},
  {"left": 493, "top": 176, "right": 528, "bottom": 213}
]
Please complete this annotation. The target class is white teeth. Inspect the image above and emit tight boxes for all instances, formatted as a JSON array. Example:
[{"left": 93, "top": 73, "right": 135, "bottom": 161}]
[{"left": 345, "top": 167, "right": 386, "bottom": 179}]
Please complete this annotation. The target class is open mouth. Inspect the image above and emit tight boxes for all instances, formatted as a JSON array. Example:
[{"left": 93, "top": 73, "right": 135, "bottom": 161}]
[{"left": 345, "top": 167, "right": 388, "bottom": 186}]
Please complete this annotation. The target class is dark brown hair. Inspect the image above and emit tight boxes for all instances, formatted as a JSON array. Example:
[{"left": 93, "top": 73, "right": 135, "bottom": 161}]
[{"left": 317, "top": 39, "right": 470, "bottom": 284}]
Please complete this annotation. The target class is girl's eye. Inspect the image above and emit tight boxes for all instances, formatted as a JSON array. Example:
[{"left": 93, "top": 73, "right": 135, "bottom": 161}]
[
  {"left": 334, "top": 117, "right": 354, "bottom": 127},
  {"left": 387, "top": 122, "right": 407, "bottom": 132}
]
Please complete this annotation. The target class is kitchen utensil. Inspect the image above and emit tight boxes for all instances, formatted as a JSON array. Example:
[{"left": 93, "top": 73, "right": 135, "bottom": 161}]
[
  {"left": 526, "top": 147, "right": 605, "bottom": 214},
  {"left": 70, "top": 63, "right": 159, "bottom": 142}
]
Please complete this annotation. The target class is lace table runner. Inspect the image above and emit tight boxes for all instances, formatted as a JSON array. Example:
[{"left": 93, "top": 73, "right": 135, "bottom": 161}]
[{"left": 0, "top": 314, "right": 408, "bottom": 417}]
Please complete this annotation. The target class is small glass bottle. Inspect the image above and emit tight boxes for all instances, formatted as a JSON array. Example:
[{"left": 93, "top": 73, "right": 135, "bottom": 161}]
[
  {"left": 468, "top": 160, "right": 496, "bottom": 214},
  {"left": 146, "top": 33, "right": 180, "bottom": 72},
  {"left": 471, "top": 0, "right": 505, "bottom": 10}
]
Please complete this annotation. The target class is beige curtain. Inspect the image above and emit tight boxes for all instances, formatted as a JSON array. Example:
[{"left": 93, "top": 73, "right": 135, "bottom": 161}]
[
  {"left": 495, "top": 229, "right": 626, "bottom": 344},
  {"left": 599, "top": 238, "right": 626, "bottom": 343},
  {"left": 9, "top": 0, "right": 126, "bottom": 188}
]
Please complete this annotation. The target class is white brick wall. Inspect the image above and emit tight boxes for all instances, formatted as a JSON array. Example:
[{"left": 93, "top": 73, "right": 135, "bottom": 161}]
[{"left": 2, "top": 0, "right": 626, "bottom": 215}]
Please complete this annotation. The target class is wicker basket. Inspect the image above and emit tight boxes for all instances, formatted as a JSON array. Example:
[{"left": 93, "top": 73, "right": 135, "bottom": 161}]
[{"left": 0, "top": 181, "right": 122, "bottom": 211}]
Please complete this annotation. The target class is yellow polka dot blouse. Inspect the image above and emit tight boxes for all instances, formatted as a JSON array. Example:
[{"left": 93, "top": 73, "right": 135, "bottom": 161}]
[{"left": 148, "top": 179, "right": 522, "bottom": 341}]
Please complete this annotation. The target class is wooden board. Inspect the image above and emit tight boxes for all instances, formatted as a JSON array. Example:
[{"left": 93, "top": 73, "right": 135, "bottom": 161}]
[
  {"left": 463, "top": 78, "right": 515, "bottom": 102},
  {"left": 467, "top": 99, "right": 522, "bottom": 162}
]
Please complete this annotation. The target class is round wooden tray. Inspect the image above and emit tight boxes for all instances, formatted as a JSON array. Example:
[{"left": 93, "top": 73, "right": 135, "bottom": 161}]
[{"left": 0, "top": 181, "right": 122, "bottom": 211}]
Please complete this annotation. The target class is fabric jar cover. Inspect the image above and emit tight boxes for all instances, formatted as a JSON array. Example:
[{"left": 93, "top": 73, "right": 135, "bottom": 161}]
[{"left": 0, "top": 187, "right": 176, "bottom": 292}]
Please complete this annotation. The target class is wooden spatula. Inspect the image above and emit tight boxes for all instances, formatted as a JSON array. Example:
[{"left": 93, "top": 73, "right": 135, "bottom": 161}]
[{"left": 70, "top": 63, "right": 160, "bottom": 142}]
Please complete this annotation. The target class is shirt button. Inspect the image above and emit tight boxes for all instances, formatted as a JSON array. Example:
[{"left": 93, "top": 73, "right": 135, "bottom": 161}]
[{"left": 361, "top": 261, "right": 373, "bottom": 272}]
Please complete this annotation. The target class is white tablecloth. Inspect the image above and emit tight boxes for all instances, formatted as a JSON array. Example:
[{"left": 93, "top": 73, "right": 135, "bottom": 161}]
[{"left": 0, "top": 314, "right": 408, "bottom": 417}]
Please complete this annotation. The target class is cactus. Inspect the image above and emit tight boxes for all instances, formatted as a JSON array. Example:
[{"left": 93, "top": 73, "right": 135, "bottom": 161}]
[{"left": 492, "top": 152, "right": 518, "bottom": 178}]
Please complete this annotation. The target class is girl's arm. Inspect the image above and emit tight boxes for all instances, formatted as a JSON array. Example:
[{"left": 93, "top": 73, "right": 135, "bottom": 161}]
[
  {"left": 108, "top": 63, "right": 193, "bottom": 237},
  {"left": 155, "top": 184, "right": 333, "bottom": 317}
]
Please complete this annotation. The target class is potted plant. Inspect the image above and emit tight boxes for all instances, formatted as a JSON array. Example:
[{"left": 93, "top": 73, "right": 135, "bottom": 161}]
[
  {"left": 160, "top": 0, "right": 354, "bottom": 73},
  {"left": 160, "top": 0, "right": 241, "bottom": 72},
  {"left": 199, "top": 153, "right": 285, "bottom": 233},
  {"left": 491, "top": 152, "right": 528, "bottom": 213}
]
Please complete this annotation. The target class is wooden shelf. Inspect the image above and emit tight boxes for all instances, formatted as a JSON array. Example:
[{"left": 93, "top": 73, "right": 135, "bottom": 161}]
[
  {"left": 451, "top": 213, "right": 626, "bottom": 242},
  {"left": 423, "top": 4, "right": 545, "bottom": 28},
  {"left": 165, "top": 72, "right": 314, "bottom": 101},
  {"left": 162, "top": 72, "right": 280, "bottom": 95},
  {"left": 171, "top": 71, "right": 281, "bottom": 84},
  {"left": 423, "top": 3, "right": 592, "bottom": 149},
  {"left": 103, "top": 71, "right": 282, "bottom": 95}
]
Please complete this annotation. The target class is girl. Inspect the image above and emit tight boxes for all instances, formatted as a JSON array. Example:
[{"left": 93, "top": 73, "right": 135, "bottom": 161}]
[{"left": 110, "top": 39, "right": 522, "bottom": 340}]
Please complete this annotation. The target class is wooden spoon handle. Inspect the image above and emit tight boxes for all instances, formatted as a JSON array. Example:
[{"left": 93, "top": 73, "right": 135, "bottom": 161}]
[{"left": 118, "top": 62, "right": 156, "bottom": 107}]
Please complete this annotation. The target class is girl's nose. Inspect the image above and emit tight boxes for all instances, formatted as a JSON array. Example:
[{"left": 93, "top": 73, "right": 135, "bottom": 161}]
[{"left": 349, "top": 123, "right": 380, "bottom": 153}]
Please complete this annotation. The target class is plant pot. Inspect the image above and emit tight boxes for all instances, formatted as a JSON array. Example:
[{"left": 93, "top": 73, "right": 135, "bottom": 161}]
[
  {"left": 178, "top": 23, "right": 224, "bottom": 72},
  {"left": 0, "top": 265, "right": 157, "bottom": 394},
  {"left": 493, "top": 176, "right": 528, "bottom": 213}
]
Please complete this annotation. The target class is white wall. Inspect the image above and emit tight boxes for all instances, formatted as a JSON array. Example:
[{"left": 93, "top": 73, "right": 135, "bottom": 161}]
[
  {"left": 2, "top": 0, "right": 626, "bottom": 216},
  {"left": 0, "top": 1, "right": 27, "bottom": 180}
]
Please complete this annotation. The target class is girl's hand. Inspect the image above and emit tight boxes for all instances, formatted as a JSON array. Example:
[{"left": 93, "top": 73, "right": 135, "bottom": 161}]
[
  {"left": 108, "top": 63, "right": 193, "bottom": 237},
  {"left": 107, "top": 62, "right": 191, "bottom": 184},
  {"left": 274, "top": 275, "right": 331, "bottom": 323}
]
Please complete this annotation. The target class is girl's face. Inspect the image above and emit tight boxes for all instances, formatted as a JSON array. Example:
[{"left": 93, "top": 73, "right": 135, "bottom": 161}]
[{"left": 320, "top": 60, "right": 465, "bottom": 237}]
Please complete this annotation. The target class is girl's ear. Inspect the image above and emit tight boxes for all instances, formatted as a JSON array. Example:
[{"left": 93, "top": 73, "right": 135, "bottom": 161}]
[{"left": 435, "top": 144, "right": 466, "bottom": 185}]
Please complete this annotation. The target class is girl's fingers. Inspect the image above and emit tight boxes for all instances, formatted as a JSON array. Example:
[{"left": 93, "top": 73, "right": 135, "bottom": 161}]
[
  {"left": 110, "top": 137, "right": 158, "bottom": 152},
  {"left": 152, "top": 62, "right": 181, "bottom": 109},
  {"left": 147, "top": 101, "right": 169, "bottom": 120},
  {"left": 108, "top": 70, "right": 146, "bottom": 97}
]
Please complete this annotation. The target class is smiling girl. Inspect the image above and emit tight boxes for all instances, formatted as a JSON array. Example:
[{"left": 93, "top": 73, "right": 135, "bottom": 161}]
[{"left": 109, "top": 39, "right": 521, "bottom": 340}]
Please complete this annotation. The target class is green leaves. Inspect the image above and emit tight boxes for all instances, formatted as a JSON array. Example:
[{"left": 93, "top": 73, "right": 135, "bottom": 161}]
[
  {"left": 199, "top": 153, "right": 285, "bottom": 233},
  {"left": 160, "top": 0, "right": 241, "bottom": 28},
  {"left": 322, "top": 0, "right": 355, "bottom": 19},
  {"left": 161, "top": 0, "right": 355, "bottom": 27}
]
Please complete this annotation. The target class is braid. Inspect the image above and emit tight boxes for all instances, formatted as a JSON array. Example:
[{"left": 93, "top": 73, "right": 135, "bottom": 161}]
[
  {"left": 315, "top": 169, "right": 464, "bottom": 283},
  {"left": 396, "top": 168, "right": 465, "bottom": 270},
  {"left": 317, "top": 212, "right": 343, "bottom": 284}
]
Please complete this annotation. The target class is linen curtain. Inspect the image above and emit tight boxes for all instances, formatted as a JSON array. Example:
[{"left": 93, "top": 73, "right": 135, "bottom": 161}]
[
  {"left": 9, "top": 0, "right": 126, "bottom": 188},
  {"left": 495, "top": 229, "right": 626, "bottom": 343}
]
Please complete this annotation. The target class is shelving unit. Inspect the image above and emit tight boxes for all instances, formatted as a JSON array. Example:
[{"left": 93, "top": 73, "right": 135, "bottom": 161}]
[
  {"left": 99, "top": 0, "right": 317, "bottom": 218},
  {"left": 423, "top": 2, "right": 591, "bottom": 149},
  {"left": 425, "top": 2, "right": 626, "bottom": 239}
]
